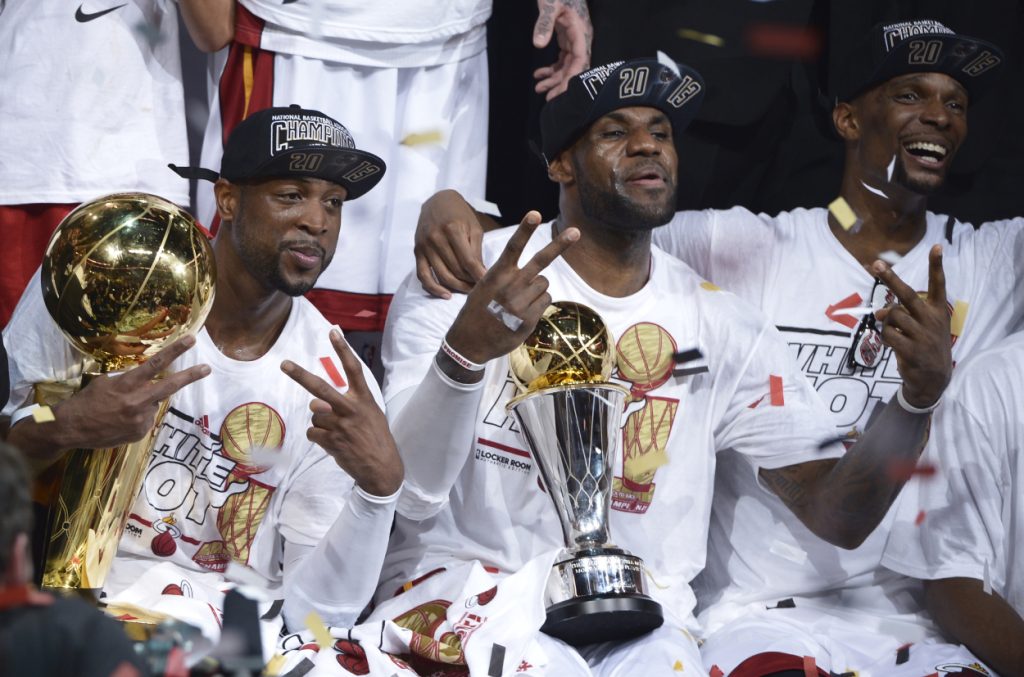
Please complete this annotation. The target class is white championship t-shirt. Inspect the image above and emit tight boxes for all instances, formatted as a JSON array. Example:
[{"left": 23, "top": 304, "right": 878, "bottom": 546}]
[
  {"left": 238, "top": 0, "right": 491, "bottom": 67},
  {"left": 883, "top": 332, "right": 1024, "bottom": 618},
  {"left": 653, "top": 207, "right": 1024, "bottom": 632},
  {"left": 0, "top": 0, "right": 189, "bottom": 206},
  {"left": 2, "top": 273, "right": 383, "bottom": 596},
  {"left": 380, "top": 223, "right": 841, "bottom": 626}
]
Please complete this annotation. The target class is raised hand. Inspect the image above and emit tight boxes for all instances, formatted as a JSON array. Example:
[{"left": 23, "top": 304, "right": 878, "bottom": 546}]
[
  {"left": 415, "top": 190, "right": 488, "bottom": 298},
  {"left": 281, "top": 330, "right": 403, "bottom": 498},
  {"left": 873, "top": 245, "right": 952, "bottom": 408},
  {"left": 444, "top": 211, "right": 579, "bottom": 365},
  {"left": 533, "top": 0, "right": 593, "bottom": 100},
  {"left": 55, "top": 335, "right": 210, "bottom": 450}
]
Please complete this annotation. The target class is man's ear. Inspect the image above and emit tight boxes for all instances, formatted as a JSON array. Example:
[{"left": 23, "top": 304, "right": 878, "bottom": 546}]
[
  {"left": 213, "top": 178, "right": 240, "bottom": 226},
  {"left": 548, "top": 149, "right": 576, "bottom": 185},
  {"left": 832, "top": 102, "right": 860, "bottom": 142}
]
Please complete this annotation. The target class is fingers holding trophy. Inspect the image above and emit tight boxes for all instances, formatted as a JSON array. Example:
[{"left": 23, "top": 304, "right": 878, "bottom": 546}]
[{"left": 37, "top": 192, "right": 216, "bottom": 597}]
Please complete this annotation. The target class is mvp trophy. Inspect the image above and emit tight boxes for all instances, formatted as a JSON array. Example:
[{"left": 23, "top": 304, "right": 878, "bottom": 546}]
[
  {"left": 36, "top": 192, "right": 215, "bottom": 599},
  {"left": 506, "top": 302, "right": 663, "bottom": 646}
]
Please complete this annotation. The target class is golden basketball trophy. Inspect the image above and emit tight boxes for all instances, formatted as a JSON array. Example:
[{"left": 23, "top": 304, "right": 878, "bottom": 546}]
[
  {"left": 506, "top": 302, "right": 663, "bottom": 646},
  {"left": 36, "top": 193, "right": 215, "bottom": 598}
]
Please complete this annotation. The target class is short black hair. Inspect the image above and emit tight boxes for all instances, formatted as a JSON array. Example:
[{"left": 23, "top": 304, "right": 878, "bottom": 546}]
[{"left": 0, "top": 442, "right": 33, "bottom": 577}]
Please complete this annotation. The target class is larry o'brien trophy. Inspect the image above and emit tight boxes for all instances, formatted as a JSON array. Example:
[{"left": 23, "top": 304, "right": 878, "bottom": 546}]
[
  {"left": 506, "top": 302, "right": 663, "bottom": 646},
  {"left": 35, "top": 192, "right": 215, "bottom": 599}
]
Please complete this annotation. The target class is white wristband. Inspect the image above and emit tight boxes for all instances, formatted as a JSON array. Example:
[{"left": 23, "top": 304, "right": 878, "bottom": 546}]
[
  {"left": 896, "top": 385, "right": 941, "bottom": 414},
  {"left": 440, "top": 338, "right": 485, "bottom": 372}
]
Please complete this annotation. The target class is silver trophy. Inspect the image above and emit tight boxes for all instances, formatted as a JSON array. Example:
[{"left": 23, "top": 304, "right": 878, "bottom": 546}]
[{"left": 507, "top": 302, "right": 663, "bottom": 646}]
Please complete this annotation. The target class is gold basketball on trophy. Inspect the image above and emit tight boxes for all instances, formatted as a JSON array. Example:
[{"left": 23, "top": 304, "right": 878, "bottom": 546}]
[
  {"left": 509, "top": 301, "right": 616, "bottom": 394},
  {"left": 41, "top": 192, "right": 216, "bottom": 372}
]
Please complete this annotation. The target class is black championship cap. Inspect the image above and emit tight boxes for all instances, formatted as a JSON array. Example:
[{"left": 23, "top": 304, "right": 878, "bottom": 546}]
[
  {"left": 540, "top": 55, "right": 705, "bottom": 162},
  {"left": 171, "top": 105, "right": 385, "bottom": 200},
  {"left": 832, "top": 19, "right": 1004, "bottom": 103}
]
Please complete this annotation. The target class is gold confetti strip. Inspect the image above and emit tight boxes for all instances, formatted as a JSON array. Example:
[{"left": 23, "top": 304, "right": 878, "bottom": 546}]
[
  {"left": 673, "top": 659, "right": 685, "bottom": 671},
  {"left": 32, "top": 406, "right": 55, "bottom": 423},
  {"left": 677, "top": 28, "right": 725, "bottom": 47},
  {"left": 304, "top": 610, "right": 333, "bottom": 650},
  {"left": 400, "top": 129, "right": 444, "bottom": 146},
  {"left": 828, "top": 196, "right": 859, "bottom": 231},
  {"left": 263, "top": 654, "right": 286, "bottom": 676},
  {"left": 700, "top": 281, "right": 721, "bottom": 291},
  {"left": 951, "top": 300, "right": 969, "bottom": 337}
]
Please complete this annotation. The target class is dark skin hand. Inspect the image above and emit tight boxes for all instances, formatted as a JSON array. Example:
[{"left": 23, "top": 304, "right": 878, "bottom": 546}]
[
  {"left": 7, "top": 335, "right": 210, "bottom": 473},
  {"left": 282, "top": 330, "right": 404, "bottom": 498},
  {"left": 924, "top": 577, "right": 1024, "bottom": 676},
  {"left": 437, "top": 211, "right": 579, "bottom": 381},
  {"left": 759, "top": 246, "right": 951, "bottom": 549},
  {"left": 414, "top": 190, "right": 493, "bottom": 298}
]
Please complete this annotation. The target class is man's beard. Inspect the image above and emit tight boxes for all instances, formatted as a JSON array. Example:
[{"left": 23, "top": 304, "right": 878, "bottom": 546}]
[
  {"left": 233, "top": 202, "right": 328, "bottom": 297},
  {"left": 891, "top": 155, "right": 944, "bottom": 196},
  {"left": 573, "top": 159, "right": 677, "bottom": 233}
]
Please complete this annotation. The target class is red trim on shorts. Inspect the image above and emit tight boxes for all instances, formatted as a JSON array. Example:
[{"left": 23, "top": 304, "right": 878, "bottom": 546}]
[
  {"left": 305, "top": 289, "right": 393, "bottom": 333},
  {"left": 210, "top": 6, "right": 273, "bottom": 234},
  {"left": 0, "top": 204, "right": 76, "bottom": 328},
  {"left": 728, "top": 652, "right": 828, "bottom": 677}
]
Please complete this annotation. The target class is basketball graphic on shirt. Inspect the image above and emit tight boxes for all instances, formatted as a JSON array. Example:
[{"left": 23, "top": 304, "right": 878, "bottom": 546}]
[
  {"left": 615, "top": 322, "right": 677, "bottom": 395},
  {"left": 612, "top": 322, "right": 680, "bottom": 514},
  {"left": 217, "top": 482, "right": 274, "bottom": 564},
  {"left": 220, "top": 402, "right": 285, "bottom": 477}
]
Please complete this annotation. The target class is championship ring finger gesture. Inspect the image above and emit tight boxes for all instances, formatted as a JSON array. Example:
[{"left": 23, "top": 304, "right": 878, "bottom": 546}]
[{"left": 442, "top": 211, "right": 580, "bottom": 371}]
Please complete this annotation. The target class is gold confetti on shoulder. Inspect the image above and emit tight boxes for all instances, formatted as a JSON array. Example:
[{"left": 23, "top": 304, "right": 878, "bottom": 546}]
[
  {"left": 828, "top": 196, "right": 859, "bottom": 231},
  {"left": 673, "top": 659, "right": 685, "bottom": 670},
  {"left": 32, "top": 406, "right": 55, "bottom": 423},
  {"left": 951, "top": 300, "right": 969, "bottom": 337},
  {"left": 677, "top": 28, "right": 725, "bottom": 47},
  {"left": 700, "top": 281, "right": 721, "bottom": 291},
  {"left": 400, "top": 130, "right": 444, "bottom": 146}
]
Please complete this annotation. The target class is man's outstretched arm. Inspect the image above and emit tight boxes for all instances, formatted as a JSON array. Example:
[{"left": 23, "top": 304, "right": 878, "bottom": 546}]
[{"left": 761, "top": 246, "right": 952, "bottom": 549}]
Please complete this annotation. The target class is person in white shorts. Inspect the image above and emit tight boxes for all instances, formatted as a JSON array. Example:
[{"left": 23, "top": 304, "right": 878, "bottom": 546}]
[
  {"left": 377, "top": 56, "right": 954, "bottom": 676},
  {"left": 0, "top": 0, "right": 215, "bottom": 326},
  {"left": 409, "top": 19, "right": 1023, "bottom": 676},
  {"left": 3, "top": 106, "right": 403, "bottom": 646},
  {"left": 883, "top": 333, "right": 1024, "bottom": 677},
  {"left": 177, "top": 0, "right": 593, "bottom": 350}
]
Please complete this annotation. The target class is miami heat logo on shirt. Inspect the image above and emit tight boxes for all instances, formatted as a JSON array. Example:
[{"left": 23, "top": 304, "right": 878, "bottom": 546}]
[
  {"left": 132, "top": 402, "right": 286, "bottom": 573},
  {"left": 612, "top": 322, "right": 680, "bottom": 514}
]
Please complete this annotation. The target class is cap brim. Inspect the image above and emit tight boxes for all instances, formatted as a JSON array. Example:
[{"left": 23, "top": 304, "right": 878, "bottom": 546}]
[
  {"left": 232, "top": 147, "right": 386, "bottom": 200},
  {"left": 848, "top": 34, "right": 1003, "bottom": 103}
]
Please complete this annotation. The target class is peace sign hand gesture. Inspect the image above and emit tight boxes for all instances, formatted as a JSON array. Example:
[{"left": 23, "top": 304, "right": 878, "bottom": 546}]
[
  {"left": 282, "top": 330, "right": 403, "bottom": 497},
  {"left": 872, "top": 245, "right": 952, "bottom": 409},
  {"left": 444, "top": 211, "right": 579, "bottom": 366}
]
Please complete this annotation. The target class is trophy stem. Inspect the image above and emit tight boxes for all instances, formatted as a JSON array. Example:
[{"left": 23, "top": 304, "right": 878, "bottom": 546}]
[{"left": 40, "top": 386, "right": 169, "bottom": 598}]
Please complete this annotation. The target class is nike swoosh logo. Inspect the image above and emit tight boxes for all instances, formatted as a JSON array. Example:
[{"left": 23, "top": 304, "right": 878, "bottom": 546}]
[{"left": 75, "top": 3, "right": 126, "bottom": 23}]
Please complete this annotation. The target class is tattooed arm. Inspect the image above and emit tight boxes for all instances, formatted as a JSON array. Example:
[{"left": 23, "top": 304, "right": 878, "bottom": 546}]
[
  {"left": 533, "top": 0, "right": 593, "bottom": 99},
  {"left": 760, "top": 399, "right": 931, "bottom": 549},
  {"left": 761, "top": 247, "right": 951, "bottom": 549}
]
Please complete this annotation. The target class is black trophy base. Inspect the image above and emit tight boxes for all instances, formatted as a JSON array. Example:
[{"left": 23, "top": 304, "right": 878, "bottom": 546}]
[{"left": 541, "top": 595, "right": 664, "bottom": 647}]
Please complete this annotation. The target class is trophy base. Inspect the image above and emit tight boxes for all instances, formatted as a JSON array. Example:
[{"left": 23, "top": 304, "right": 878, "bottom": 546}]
[
  {"left": 39, "top": 583, "right": 102, "bottom": 603},
  {"left": 542, "top": 595, "right": 664, "bottom": 646}
]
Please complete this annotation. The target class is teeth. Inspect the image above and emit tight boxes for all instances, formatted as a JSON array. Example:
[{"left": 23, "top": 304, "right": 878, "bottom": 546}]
[{"left": 905, "top": 141, "right": 947, "bottom": 157}]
